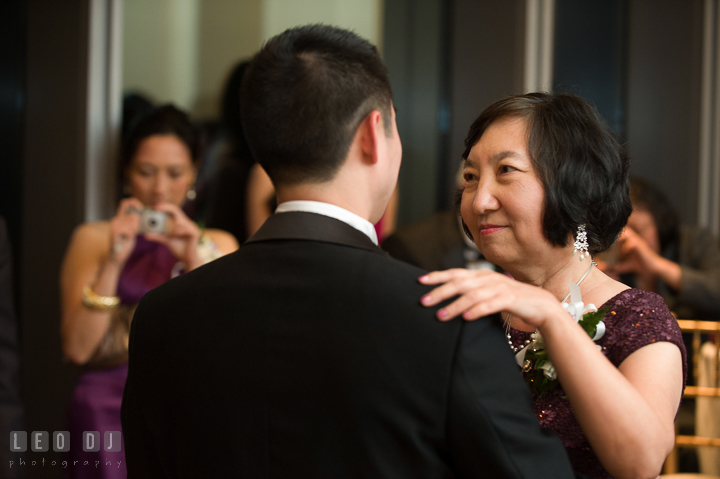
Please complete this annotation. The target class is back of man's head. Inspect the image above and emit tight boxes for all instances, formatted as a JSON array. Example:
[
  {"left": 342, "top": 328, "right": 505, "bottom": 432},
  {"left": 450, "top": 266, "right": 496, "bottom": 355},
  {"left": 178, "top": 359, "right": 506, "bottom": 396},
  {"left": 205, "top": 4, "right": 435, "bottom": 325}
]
[{"left": 241, "top": 24, "right": 393, "bottom": 187}]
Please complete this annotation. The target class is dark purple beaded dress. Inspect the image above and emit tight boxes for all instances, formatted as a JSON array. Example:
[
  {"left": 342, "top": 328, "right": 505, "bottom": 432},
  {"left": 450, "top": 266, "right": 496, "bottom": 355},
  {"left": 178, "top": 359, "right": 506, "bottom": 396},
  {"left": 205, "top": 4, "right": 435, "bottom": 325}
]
[
  {"left": 509, "top": 289, "right": 687, "bottom": 479},
  {"left": 66, "top": 237, "right": 180, "bottom": 479}
]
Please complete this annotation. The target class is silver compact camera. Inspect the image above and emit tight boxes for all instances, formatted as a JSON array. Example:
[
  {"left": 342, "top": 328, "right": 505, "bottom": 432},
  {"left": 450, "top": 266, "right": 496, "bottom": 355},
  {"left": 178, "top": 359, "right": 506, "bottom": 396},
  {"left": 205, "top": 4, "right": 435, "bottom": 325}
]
[{"left": 129, "top": 207, "right": 169, "bottom": 234}]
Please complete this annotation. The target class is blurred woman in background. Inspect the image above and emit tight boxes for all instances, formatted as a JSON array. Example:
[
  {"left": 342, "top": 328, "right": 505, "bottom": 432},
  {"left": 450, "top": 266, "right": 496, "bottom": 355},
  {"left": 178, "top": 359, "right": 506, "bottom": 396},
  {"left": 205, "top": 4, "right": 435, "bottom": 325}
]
[
  {"left": 601, "top": 177, "right": 720, "bottom": 320},
  {"left": 60, "top": 105, "right": 237, "bottom": 478},
  {"left": 203, "top": 60, "right": 258, "bottom": 242}
]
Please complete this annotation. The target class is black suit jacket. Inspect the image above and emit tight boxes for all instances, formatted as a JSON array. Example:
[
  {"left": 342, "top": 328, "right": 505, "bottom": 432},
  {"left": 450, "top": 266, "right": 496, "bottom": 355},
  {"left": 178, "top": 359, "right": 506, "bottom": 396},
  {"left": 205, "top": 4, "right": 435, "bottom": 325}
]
[{"left": 122, "top": 212, "right": 579, "bottom": 478}]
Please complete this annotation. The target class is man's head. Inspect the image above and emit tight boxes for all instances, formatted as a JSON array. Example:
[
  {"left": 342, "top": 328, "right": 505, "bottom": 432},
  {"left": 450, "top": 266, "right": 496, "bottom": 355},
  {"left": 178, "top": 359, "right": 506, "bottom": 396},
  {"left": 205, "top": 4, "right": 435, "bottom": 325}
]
[{"left": 241, "top": 24, "right": 394, "bottom": 187}]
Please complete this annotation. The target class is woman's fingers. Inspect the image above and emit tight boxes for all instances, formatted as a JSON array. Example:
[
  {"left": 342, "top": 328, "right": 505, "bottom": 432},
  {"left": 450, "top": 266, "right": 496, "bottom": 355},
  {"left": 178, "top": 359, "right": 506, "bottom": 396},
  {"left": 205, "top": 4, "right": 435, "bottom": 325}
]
[
  {"left": 152, "top": 202, "right": 186, "bottom": 220},
  {"left": 418, "top": 268, "right": 474, "bottom": 285},
  {"left": 116, "top": 197, "right": 143, "bottom": 216},
  {"left": 153, "top": 203, "right": 197, "bottom": 237},
  {"left": 435, "top": 284, "right": 501, "bottom": 321},
  {"left": 459, "top": 292, "right": 511, "bottom": 321},
  {"left": 112, "top": 198, "right": 142, "bottom": 239},
  {"left": 428, "top": 275, "right": 559, "bottom": 327},
  {"left": 421, "top": 276, "right": 482, "bottom": 307},
  {"left": 108, "top": 211, "right": 140, "bottom": 265},
  {"left": 112, "top": 212, "right": 140, "bottom": 238},
  {"left": 420, "top": 269, "right": 497, "bottom": 305}
]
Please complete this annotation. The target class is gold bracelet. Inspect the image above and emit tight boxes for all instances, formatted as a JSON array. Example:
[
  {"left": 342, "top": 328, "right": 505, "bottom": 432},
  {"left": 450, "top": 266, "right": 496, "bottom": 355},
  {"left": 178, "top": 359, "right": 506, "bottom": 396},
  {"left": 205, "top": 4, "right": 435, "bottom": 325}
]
[{"left": 81, "top": 285, "right": 120, "bottom": 311}]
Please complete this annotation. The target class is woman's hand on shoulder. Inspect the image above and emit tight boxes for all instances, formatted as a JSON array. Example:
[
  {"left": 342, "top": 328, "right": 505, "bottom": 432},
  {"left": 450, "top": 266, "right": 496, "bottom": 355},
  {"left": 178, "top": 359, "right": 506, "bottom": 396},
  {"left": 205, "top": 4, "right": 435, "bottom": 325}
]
[{"left": 418, "top": 269, "right": 565, "bottom": 330}]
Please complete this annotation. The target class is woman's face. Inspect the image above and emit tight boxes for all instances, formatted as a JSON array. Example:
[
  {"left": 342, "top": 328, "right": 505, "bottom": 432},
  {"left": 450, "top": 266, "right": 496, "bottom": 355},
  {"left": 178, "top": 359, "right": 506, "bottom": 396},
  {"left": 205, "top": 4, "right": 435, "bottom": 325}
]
[
  {"left": 460, "top": 116, "right": 550, "bottom": 271},
  {"left": 127, "top": 134, "right": 196, "bottom": 207},
  {"left": 627, "top": 207, "right": 660, "bottom": 253}
]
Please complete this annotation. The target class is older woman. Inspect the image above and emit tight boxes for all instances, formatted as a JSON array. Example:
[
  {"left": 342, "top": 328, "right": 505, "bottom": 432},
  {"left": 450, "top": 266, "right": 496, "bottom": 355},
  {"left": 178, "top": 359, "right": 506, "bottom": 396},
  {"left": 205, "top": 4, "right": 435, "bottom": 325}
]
[
  {"left": 419, "top": 93, "right": 686, "bottom": 479},
  {"left": 60, "top": 105, "right": 237, "bottom": 478}
]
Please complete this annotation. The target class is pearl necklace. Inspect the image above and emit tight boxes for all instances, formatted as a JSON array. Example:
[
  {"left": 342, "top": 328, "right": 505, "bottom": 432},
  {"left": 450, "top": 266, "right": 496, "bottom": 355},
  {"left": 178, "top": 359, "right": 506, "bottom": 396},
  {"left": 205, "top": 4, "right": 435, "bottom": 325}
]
[{"left": 505, "top": 261, "right": 596, "bottom": 352}]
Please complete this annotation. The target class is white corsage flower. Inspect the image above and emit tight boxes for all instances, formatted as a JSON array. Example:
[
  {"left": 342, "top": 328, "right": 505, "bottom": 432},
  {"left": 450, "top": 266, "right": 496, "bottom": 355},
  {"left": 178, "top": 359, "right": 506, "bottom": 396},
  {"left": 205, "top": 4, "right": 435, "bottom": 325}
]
[
  {"left": 514, "top": 280, "right": 610, "bottom": 395},
  {"left": 540, "top": 362, "right": 557, "bottom": 380}
]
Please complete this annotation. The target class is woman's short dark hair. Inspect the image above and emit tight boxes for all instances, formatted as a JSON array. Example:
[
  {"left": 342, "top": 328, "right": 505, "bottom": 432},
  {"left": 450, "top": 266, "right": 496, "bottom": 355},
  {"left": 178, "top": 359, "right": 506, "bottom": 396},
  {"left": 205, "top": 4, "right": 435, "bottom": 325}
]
[
  {"left": 240, "top": 24, "right": 393, "bottom": 186},
  {"left": 121, "top": 104, "right": 203, "bottom": 172},
  {"left": 462, "top": 92, "right": 632, "bottom": 255},
  {"left": 629, "top": 177, "right": 679, "bottom": 253}
]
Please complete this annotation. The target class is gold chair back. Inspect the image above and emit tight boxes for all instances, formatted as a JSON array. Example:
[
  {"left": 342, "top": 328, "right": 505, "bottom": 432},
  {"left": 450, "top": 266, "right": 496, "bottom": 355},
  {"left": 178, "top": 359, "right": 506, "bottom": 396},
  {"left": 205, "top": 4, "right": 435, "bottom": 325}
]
[{"left": 664, "top": 320, "right": 720, "bottom": 476}]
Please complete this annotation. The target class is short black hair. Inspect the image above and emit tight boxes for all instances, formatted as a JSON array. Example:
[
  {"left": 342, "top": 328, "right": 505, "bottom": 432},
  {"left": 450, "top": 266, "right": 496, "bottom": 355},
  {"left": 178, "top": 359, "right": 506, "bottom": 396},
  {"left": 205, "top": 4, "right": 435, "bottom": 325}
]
[
  {"left": 629, "top": 177, "right": 679, "bottom": 253},
  {"left": 121, "top": 104, "right": 203, "bottom": 172},
  {"left": 462, "top": 92, "right": 632, "bottom": 255},
  {"left": 240, "top": 24, "right": 393, "bottom": 186}
]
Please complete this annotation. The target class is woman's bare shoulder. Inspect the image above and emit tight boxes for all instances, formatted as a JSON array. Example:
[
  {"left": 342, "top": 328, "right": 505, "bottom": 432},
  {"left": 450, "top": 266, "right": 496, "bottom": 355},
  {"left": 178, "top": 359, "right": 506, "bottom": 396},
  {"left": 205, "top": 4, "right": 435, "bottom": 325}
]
[
  {"left": 61, "top": 221, "right": 112, "bottom": 282},
  {"left": 67, "top": 221, "right": 111, "bottom": 252},
  {"left": 76, "top": 220, "right": 110, "bottom": 234},
  {"left": 203, "top": 228, "right": 239, "bottom": 255}
]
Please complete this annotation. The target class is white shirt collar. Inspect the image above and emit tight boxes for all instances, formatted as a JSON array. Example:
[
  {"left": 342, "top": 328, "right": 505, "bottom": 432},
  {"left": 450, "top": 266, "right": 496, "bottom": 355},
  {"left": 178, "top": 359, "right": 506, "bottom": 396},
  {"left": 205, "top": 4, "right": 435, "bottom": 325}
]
[{"left": 275, "top": 200, "right": 379, "bottom": 246}]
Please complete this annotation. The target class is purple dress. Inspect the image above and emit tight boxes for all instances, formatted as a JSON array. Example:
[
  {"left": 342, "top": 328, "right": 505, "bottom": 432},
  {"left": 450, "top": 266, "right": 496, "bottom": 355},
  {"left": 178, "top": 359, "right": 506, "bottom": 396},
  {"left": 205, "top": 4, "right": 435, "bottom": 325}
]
[
  {"left": 510, "top": 289, "right": 687, "bottom": 479},
  {"left": 66, "top": 237, "right": 179, "bottom": 479}
]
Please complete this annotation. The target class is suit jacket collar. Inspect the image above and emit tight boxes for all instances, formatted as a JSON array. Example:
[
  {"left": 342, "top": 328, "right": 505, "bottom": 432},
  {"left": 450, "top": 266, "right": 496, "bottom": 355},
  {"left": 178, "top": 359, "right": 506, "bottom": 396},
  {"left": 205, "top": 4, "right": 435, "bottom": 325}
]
[{"left": 244, "top": 211, "right": 385, "bottom": 255}]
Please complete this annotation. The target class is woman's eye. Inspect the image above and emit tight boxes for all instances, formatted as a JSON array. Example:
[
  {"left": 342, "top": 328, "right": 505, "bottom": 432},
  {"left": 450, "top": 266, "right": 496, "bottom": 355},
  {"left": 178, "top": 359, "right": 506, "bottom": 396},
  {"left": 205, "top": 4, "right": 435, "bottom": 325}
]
[
  {"left": 138, "top": 170, "right": 153, "bottom": 177},
  {"left": 499, "top": 165, "right": 516, "bottom": 174},
  {"left": 463, "top": 172, "right": 477, "bottom": 182}
]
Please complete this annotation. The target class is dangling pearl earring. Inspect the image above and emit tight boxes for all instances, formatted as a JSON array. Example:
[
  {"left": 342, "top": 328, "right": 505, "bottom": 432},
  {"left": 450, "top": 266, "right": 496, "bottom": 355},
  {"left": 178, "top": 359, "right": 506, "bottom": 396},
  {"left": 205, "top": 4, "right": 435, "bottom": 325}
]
[
  {"left": 186, "top": 185, "right": 197, "bottom": 201},
  {"left": 573, "top": 224, "right": 589, "bottom": 261}
]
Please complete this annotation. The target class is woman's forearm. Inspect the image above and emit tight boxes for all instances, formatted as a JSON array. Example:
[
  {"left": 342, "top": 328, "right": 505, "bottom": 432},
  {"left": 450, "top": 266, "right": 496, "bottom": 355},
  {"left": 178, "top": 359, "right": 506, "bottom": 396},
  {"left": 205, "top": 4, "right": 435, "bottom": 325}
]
[
  {"left": 61, "top": 258, "right": 123, "bottom": 365},
  {"left": 539, "top": 316, "right": 678, "bottom": 479},
  {"left": 652, "top": 256, "right": 683, "bottom": 292}
]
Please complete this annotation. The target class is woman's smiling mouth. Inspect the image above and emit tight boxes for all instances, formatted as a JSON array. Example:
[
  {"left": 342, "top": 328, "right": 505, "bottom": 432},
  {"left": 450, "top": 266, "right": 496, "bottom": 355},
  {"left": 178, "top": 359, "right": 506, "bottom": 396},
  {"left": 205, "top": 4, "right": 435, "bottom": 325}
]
[{"left": 479, "top": 224, "right": 507, "bottom": 235}]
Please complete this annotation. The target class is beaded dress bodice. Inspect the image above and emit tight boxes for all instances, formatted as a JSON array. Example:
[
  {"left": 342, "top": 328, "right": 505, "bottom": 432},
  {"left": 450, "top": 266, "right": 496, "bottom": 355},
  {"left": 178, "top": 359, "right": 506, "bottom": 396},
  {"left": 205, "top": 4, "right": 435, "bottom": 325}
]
[{"left": 509, "top": 288, "right": 687, "bottom": 479}]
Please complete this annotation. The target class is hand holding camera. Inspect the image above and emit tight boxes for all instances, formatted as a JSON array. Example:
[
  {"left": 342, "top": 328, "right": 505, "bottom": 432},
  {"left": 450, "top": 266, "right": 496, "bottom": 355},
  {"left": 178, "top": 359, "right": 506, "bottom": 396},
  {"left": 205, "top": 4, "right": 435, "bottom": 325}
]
[
  {"left": 139, "top": 203, "right": 203, "bottom": 270},
  {"left": 109, "top": 199, "right": 202, "bottom": 269},
  {"left": 108, "top": 198, "right": 146, "bottom": 266}
]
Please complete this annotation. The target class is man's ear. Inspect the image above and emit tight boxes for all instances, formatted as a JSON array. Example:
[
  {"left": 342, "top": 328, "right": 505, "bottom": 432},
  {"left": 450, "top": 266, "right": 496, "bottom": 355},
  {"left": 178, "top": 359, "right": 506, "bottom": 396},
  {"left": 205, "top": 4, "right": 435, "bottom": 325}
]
[{"left": 358, "top": 110, "right": 383, "bottom": 165}]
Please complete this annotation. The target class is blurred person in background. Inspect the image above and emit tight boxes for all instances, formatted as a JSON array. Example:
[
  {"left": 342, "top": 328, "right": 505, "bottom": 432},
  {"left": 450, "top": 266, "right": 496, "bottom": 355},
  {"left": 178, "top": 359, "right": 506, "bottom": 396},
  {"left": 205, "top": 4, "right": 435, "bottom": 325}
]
[
  {"left": 202, "top": 60, "right": 257, "bottom": 242},
  {"left": 121, "top": 93, "right": 153, "bottom": 143},
  {"left": 59, "top": 105, "right": 237, "bottom": 479},
  {"left": 600, "top": 177, "right": 720, "bottom": 320}
]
